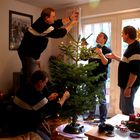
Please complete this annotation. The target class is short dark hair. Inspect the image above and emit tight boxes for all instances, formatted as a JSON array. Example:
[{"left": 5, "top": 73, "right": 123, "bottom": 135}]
[
  {"left": 123, "top": 26, "right": 137, "bottom": 40},
  {"left": 31, "top": 70, "right": 48, "bottom": 85},
  {"left": 100, "top": 32, "right": 108, "bottom": 44},
  {"left": 41, "top": 8, "right": 55, "bottom": 20}
]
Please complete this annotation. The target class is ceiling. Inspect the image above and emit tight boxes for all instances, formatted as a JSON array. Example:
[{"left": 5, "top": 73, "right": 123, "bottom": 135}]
[{"left": 16, "top": 0, "right": 96, "bottom": 9}]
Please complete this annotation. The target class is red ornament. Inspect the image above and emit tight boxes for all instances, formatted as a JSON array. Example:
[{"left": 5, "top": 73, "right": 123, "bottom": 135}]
[
  {"left": 137, "top": 113, "right": 140, "bottom": 118},
  {"left": 129, "top": 114, "right": 136, "bottom": 121}
]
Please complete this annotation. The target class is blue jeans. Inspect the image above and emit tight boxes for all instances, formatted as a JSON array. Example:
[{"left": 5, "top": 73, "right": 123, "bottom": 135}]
[
  {"left": 89, "top": 81, "right": 107, "bottom": 122},
  {"left": 119, "top": 86, "right": 139, "bottom": 115}
]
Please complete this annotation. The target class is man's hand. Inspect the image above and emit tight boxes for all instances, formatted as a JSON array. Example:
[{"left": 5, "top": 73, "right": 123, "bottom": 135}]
[
  {"left": 70, "top": 9, "right": 79, "bottom": 21},
  {"left": 57, "top": 91, "right": 70, "bottom": 107},
  {"left": 105, "top": 53, "right": 121, "bottom": 61},
  {"left": 105, "top": 53, "right": 115, "bottom": 59},
  {"left": 124, "top": 88, "right": 131, "bottom": 97},
  {"left": 63, "top": 91, "right": 70, "bottom": 100},
  {"left": 94, "top": 47, "right": 102, "bottom": 56},
  {"left": 48, "top": 93, "right": 58, "bottom": 101}
]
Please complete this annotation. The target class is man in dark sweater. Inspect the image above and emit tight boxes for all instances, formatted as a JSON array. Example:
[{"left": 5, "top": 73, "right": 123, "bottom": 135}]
[
  {"left": 9, "top": 70, "right": 70, "bottom": 140},
  {"left": 85, "top": 32, "right": 112, "bottom": 123},
  {"left": 106, "top": 25, "right": 140, "bottom": 115},
  {"left": 17, "top": 8, "right": 78, "bottom": 85}
]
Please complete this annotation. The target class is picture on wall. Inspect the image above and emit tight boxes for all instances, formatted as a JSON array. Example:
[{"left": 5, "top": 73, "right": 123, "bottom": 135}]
[{"left": 9, "top": 10, "right": 33, "bottom": 50}]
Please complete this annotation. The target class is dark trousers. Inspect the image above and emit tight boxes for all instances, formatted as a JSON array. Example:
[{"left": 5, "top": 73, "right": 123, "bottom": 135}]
[
  {"left": 89, "top": 81, "right": 107, "bottom": 122},
  {"left": 18, "top": 53, "right": 38, "bottom": 85}
]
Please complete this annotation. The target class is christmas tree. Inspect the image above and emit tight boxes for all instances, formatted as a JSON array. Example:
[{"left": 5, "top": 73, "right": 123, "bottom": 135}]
[{"left": 48, "top": 33, "right": 104, "bottom": 133}]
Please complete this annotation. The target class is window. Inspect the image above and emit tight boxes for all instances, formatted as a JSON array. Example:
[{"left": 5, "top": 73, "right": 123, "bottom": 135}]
[{"left": 82, "top": 23, "right": 111, "bottom": 48}]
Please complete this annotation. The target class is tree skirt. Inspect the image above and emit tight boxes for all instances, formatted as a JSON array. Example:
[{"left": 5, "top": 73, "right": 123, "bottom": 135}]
[{"left": 56, "top": 122, "right": 92, "bottom": 139}]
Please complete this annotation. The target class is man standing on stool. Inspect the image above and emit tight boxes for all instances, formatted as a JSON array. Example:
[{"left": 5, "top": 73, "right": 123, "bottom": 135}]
[{"left": 17, "top": 8, "right": 79, "bottom": 85}]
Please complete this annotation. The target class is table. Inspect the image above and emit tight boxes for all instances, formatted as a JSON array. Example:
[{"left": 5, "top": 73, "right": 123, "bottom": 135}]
[{"left": 85, "top": 114, "right": 140, "bottom": 140}]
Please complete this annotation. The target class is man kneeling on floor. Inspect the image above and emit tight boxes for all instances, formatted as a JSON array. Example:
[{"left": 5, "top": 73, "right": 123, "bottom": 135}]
[{"left": 7, "top": 70, "right": 70, "bottom": 140}]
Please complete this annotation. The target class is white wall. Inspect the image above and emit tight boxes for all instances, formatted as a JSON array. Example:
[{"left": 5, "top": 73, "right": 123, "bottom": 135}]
[{"left": 0, "top": 0, "right": 43, "bottom": 94}]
